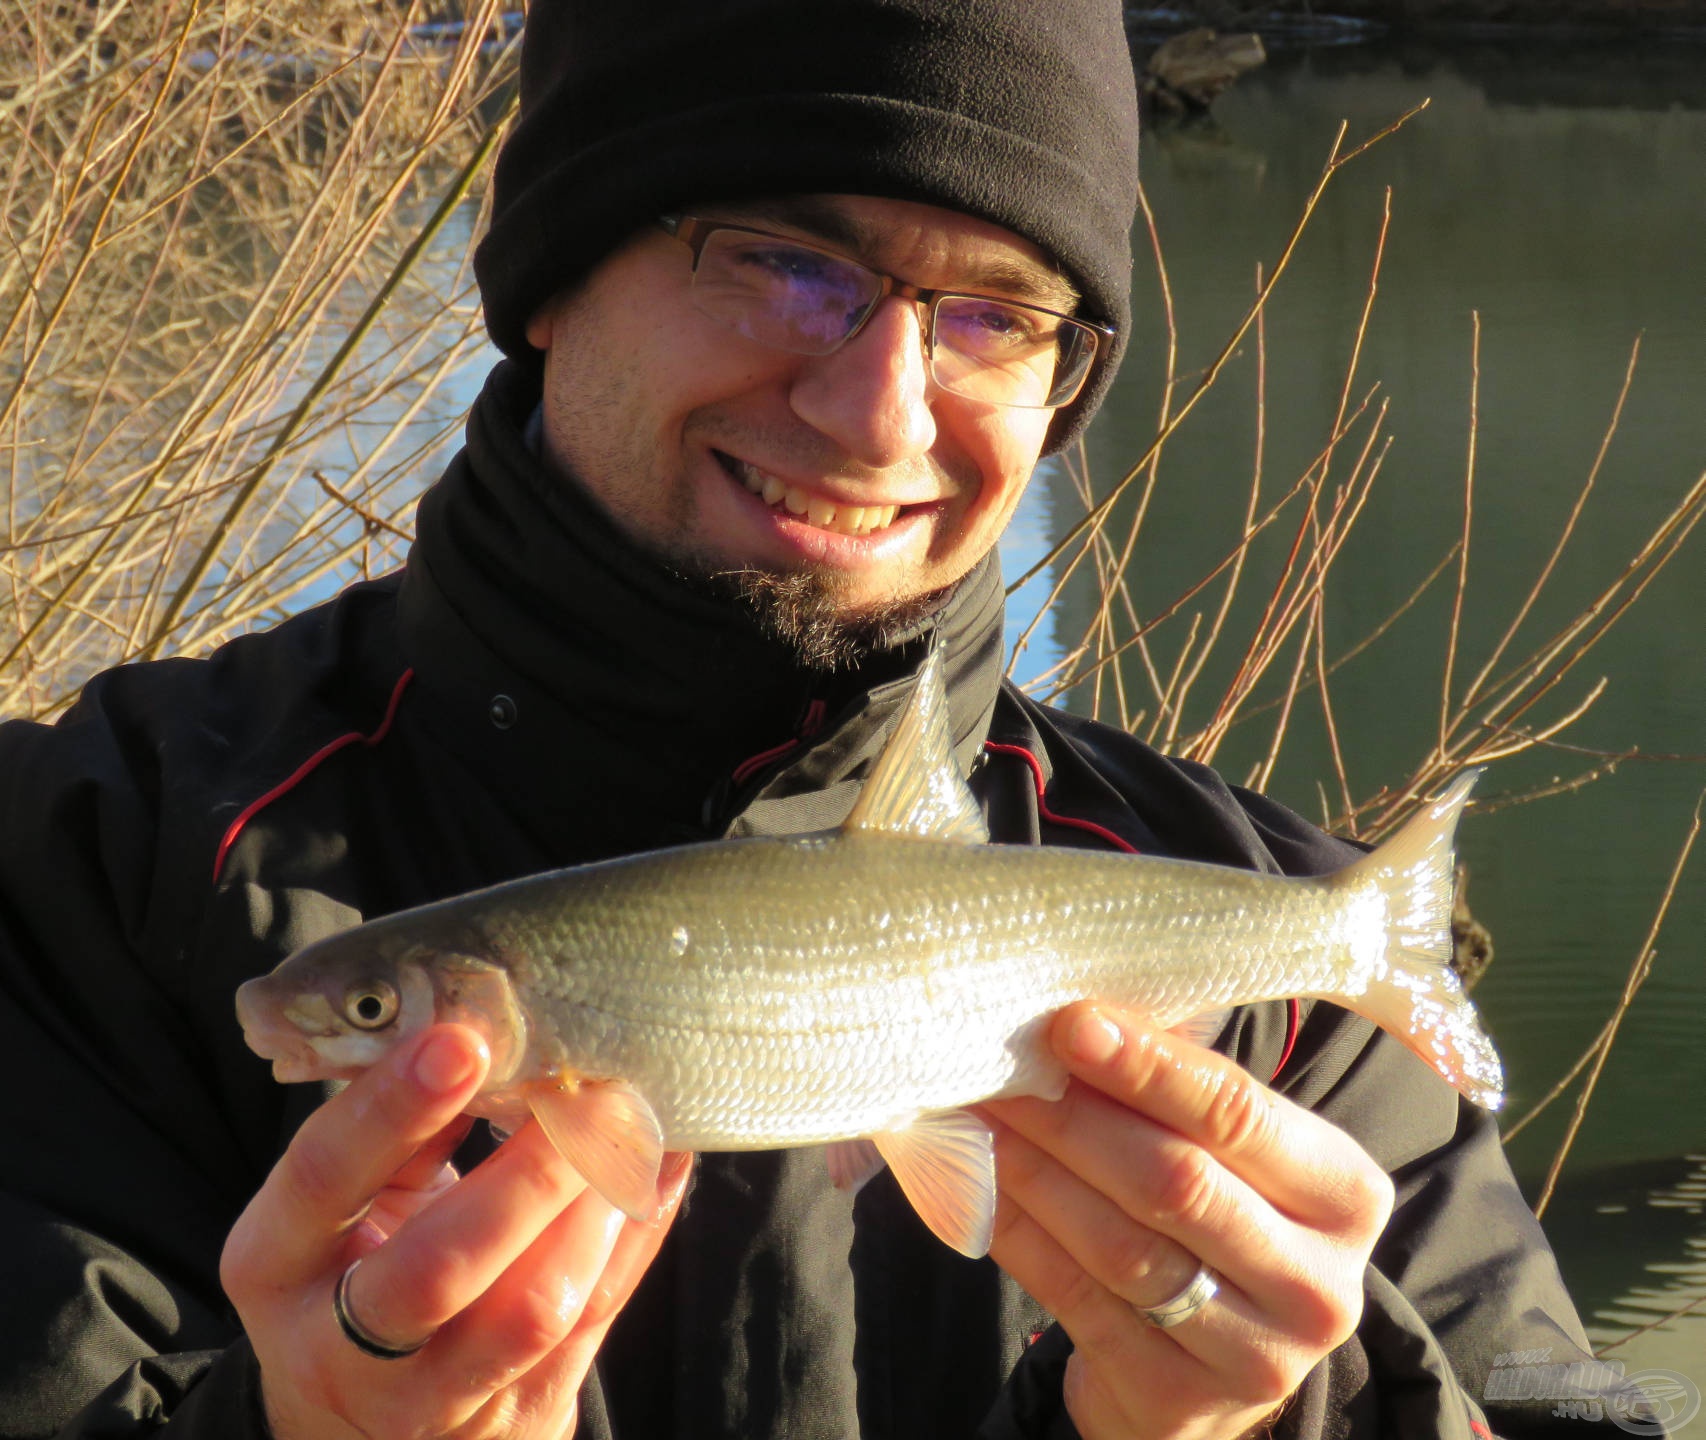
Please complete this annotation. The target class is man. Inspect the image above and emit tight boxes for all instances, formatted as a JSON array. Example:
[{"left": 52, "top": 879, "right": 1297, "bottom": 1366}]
[{"left": 0, "top": 1, "right": 1620, "bottom": 1437}]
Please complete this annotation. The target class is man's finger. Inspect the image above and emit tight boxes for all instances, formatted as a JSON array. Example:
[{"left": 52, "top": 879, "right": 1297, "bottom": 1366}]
[
  {"left": 991, "top": 1080, "right": 1306, "bottom": 1323},
  {"left": 432, "top": 1152, "right": 694, "bottom": 1421},
  {"left": 341, "top": 1119, "right": 591, "bottom": 1349},
  {"left": 535, "top": 1152, "right": 695, "bottom": 1424},
  {"left": 1047, "top": 1003, "right": 1391, "bottom": 1234},
  {"left": 383, "top": 1114, "right": 476, "bottom": 1197},
  {"left": 578, "top": 1151, "right": 693, "bottom": 1329},
  {"left": 991, "top": 1119, "right": 1201, "bottom": 1311},
  {"left": 431, "top": 1186, "right": 628, "bottom": 1401},
  {"left": 356, "top": 1114, "right": 477, "bottom": 1246},
  {"left": 232, "top": 1024, "right": 491, "bottom": 1280}
]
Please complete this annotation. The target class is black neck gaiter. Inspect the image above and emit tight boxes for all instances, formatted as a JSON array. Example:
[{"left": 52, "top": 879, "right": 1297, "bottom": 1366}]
[{"left": 397, "top": 362, "right": 1008, "bottom": 863}]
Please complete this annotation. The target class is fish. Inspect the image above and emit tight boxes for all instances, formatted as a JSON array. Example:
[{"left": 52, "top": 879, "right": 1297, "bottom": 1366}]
[{"left": 235, "top": 648, "right": 1503, "bottom": 1259}]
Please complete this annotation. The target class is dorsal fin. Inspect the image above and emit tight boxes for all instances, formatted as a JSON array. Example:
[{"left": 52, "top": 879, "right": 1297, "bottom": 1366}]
[{"left": 842, "top": 647, "right": 988, "bottom": 844}]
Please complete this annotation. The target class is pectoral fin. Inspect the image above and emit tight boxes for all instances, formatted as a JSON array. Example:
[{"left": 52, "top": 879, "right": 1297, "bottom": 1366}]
[
  {"left": 525, "top": 1076, "right": 664, "bottom": 1220},
  {"left": 1168, "top": 1006, "right": 1232, "bottom": 1050},
  {"left": 871, "top": 1109, "right": 998, "bottom": 1259}
]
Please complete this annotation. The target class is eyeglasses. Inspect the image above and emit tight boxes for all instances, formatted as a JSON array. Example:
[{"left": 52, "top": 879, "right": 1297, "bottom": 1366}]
[{"left": 658, "top": 215, "right": 1111, "bottom": 411}]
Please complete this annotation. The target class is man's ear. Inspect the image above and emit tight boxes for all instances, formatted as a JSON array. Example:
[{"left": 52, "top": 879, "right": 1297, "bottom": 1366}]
[{"left": 524, "top": 297, "right": 559, "bottom": 352}]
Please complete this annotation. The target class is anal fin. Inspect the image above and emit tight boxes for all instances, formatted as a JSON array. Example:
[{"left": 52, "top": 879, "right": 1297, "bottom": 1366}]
[
  {"left": 872, "top": 1109, "right": 998, "bottom": 1259},
  {"left": 526, "top": 1076, "right": 665, "bottom": 1220},
  {"left": 1169, "top": 1006, "right": 1233, "bottom": 1050}
]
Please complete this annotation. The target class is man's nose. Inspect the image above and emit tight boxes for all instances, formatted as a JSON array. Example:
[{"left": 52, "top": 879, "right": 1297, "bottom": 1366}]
[{"left": 787, "top": 296, "right": 938, "bottom": 466}]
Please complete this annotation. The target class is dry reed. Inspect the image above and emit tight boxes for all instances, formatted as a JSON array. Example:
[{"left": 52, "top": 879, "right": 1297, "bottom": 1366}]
[
  {"left": 0, "top": 0, "right": 515, "bottom": 718},
  {"left": 1015, "top": 110, "right": 1706, "bottom": 854}
]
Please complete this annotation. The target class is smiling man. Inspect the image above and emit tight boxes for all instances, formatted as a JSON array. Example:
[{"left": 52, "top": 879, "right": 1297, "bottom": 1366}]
[
  {"left": 524, "top": 195, "right": 1075, "bottom": 665},
  {"left": 0, "top": 2, "right": 1626, "bottom": 1439}
]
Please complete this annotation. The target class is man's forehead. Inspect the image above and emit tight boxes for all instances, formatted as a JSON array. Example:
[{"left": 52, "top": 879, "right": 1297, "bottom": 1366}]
[{"left": 701, "top": 194, "right": 1081, "bottom": 312}]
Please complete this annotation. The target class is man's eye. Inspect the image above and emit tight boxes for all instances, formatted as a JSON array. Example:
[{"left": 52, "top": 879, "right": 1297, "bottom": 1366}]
[
  {"left": 976, "top": 308, "right": 1031, "bottom": 337},
  {"left": 942, "top": 302, "right": 1051, "bottom": 354},
  {"left": 730, "top": 242, "right": 843, "bottom": 287}
]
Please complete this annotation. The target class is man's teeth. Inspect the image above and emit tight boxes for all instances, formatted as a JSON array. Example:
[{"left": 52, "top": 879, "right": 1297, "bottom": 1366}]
[{"left": 733, "top": 462, "right": 900, "bottom": 536}]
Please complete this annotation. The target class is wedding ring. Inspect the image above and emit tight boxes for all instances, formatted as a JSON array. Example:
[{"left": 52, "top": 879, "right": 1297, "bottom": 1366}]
[
  {"left": 333, "top": 1260, "right": 432, "bottom": 1360},
  {"left": 1136, "top": 1262, "right": 1219, "bottom": 1330}
]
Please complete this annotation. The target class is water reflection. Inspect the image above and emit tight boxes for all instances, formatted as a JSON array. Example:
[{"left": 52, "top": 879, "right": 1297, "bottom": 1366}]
[{"left": 1540, "top": 1153, "right": 1706, "bottom": 1369}]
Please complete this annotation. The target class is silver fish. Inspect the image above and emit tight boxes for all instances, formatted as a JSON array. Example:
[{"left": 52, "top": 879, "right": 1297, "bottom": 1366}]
[{"left": 236, "top": 649, "right": 1502, "bottom": 1257}]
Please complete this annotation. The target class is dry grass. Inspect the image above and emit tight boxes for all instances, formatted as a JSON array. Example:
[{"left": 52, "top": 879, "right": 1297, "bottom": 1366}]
[{"left": 0, "top": 0, "right": 515, "bottom": 717}]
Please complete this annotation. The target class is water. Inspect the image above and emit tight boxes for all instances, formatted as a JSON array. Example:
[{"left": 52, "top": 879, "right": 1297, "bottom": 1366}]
[{"left": 1029, "top": 34, "right": 1706, "bottom": 1372}]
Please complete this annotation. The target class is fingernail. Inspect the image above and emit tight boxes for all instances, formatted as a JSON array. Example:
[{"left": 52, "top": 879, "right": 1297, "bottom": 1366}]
[
  {"left": 602, "top": 1204, "right": 628, "bottom": 1247},
  {"left": 652, "top": 1153, "right": 695, "bottom": 1219},
  {"left": 1062, "top": 1009, "right": 1124, "bottom": 1066},
  {"left": 414, "top": 1031, "right": 484, "bottom": 1094}
]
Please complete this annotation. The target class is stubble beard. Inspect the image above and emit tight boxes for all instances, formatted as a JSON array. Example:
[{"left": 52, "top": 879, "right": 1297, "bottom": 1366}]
[{"left": 681, "top": 564, "right": 953, "bottom": 672}]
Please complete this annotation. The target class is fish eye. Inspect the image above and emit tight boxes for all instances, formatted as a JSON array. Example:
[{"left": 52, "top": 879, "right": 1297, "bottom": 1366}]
[{"left": 343, "top": 981, "right": 399, "bottom": 1031}]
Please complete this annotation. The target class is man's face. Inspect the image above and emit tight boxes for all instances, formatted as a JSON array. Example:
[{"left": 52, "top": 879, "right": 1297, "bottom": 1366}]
[{"left": 525, "top": 194, "right": 1071, "bottom": 653}]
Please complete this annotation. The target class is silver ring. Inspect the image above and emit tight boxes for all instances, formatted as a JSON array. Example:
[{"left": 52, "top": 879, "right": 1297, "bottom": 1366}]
[
  {"left": 1136, "top": 1263, "right": 1219, "bottom": 1330},
  {"left": 333, "top": 1260, "right": 431, "bottom": 1360}
]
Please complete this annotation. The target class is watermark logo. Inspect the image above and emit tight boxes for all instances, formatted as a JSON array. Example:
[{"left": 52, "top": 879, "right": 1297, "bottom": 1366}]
[
  {"left": 1614, "top": 1371, "right": 1704, "bottom": 1436},
  {"left": 1484, "top": 1350, "right": 1700, "bottom": 1433}
]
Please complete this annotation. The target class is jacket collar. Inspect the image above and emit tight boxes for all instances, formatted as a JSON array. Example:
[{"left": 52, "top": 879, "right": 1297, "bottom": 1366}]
[{"left": 397, "top": 362, "right": 1008, "bottom": 861}]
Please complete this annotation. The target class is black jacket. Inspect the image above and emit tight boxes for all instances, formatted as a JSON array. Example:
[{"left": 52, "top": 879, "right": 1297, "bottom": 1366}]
[{"left": 0, "top": 365, "right": 1616, "bottom": 1439}]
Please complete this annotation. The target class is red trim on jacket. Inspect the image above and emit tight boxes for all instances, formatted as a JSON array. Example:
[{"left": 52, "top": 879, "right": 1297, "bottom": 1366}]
[
  {"left": 1273, "top": 995, "right": 1302, "bottom": 1078},
  {"left": 982, "top": 739, "right": 1302, "bottom": 1084},
  {"left": 212, "top": 669, "right": 415, "bottom": 883},
  {"left": 730, "top": 699, "right": 829, "bottom": 786},
  {"left": 982, "top": 742, "right": 1141, "bottom": 855}
]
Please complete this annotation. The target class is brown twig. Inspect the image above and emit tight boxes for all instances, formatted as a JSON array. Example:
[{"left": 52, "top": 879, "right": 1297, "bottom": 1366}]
[
  {"left": 1458, "top": 336, "right": 1642, "bottom": 721},
  {"left": 1531, "top": 791, "right": 1704, "bottom": 1219},
  {"left": 1439, "top": 310, "right": 1478, "bottom": 761},
  {"left": 1004, "top": 102, "right": 1430, "bottom": 602},
  {"left": 1156, "top": 259, "right": 1268, "bottom": 750},
  {"left": 1595, "top": 1290, "right": 1706, "bottom": 1355},
  {"left": 313, "top": 471, "right": 413, "bottom": 541}
]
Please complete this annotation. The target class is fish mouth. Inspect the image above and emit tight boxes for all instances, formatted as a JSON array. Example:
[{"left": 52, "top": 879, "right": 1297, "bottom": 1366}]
[
  {"left": 235, "top": 979, "right": 339, "bottom": 1082},
  {"left": 264, "top": 1047, "right": 334, "bottom": 1084},
  {"left": 714, "top": 451, "right": 910, "bottom": 538},
  {"left": 235, "top": 1015, "right": 329, "bottom": 1084}
]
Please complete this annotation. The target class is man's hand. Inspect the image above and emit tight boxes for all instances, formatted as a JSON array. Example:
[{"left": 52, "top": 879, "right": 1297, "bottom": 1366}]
[
  {"left": 985, "top": 1002, "right": 1394, "bottom": 1440},
  {"left": 222, "top": 1024, "right": 689, "bottom": 1440}
]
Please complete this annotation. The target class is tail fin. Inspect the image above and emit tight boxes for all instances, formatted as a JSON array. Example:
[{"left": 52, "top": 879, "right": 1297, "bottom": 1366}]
[{"left": 1332, "top": 770, "right": 1505, "bottom": 1110}]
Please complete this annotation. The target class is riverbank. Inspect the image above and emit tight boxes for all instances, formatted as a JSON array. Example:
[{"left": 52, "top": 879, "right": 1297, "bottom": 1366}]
[{"left": 1131, "top": 1, "right": 1706, "bottom": 32}]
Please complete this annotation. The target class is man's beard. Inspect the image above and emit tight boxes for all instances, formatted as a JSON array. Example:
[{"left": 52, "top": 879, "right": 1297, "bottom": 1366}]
[{"left": 685, "top": 566, "right": 953, "bottom": 672}]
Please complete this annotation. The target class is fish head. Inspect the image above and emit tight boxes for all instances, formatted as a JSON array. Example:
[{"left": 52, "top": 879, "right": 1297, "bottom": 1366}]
[{"left": 235, "top": 926, "right": 528, "bottom": 1088}]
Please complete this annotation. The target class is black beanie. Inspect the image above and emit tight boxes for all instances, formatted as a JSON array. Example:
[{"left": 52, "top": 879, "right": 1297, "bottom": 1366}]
[{"left": 474, "top": 0, "right": 1141, "bottom": 452}]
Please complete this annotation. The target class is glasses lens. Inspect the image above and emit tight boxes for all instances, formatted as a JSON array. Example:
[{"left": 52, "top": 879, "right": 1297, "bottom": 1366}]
[
  {"left": 691, "top": 230, "right": 880, "bottom": 355},
  {"left": 930, "top": 297, "right": 1099, "bottom": 409}
]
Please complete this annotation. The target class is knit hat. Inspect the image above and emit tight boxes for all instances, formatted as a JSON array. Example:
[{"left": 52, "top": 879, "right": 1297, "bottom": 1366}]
[{"left": 474, "top": 0, "right": 1141, "bottom": 452}]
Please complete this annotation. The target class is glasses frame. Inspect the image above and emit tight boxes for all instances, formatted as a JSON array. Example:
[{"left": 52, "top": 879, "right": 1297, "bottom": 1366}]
[{"left": 657, "top": 213, "right": 1112, "bottom": 410}]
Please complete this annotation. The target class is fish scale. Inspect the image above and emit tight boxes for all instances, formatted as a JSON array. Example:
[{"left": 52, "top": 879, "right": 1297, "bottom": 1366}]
[{"left": 236, "top": 648, "right": 1502, "bottom": 1258}]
